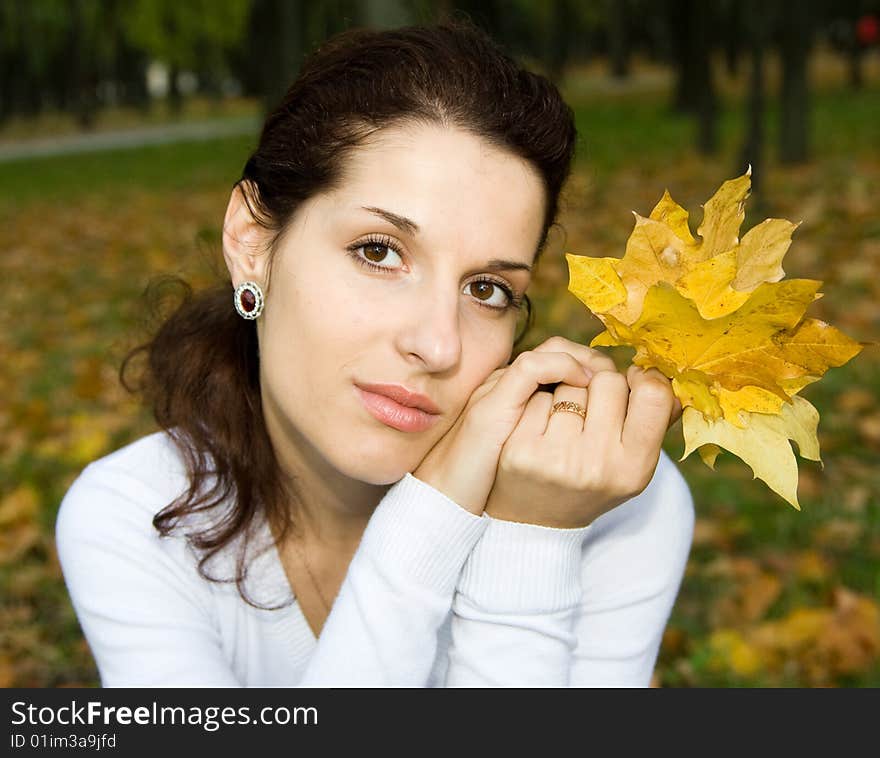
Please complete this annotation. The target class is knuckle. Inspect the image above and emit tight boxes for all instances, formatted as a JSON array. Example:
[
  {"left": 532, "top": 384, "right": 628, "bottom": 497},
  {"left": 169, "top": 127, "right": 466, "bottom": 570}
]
[
  {"left": 541, "top": 335, "right": 569, "bottom": 351},
  {"left": 587, "top": 349, "right": 618, "bottom": 372},
  {"left": 590, "top": 369, "right": 628, "bottom": 391},
  {"left": 486, "top": 366, "right": 507, "bottom": 382},
  {"left": 531, "top": 443, "right": 574, "bottom": 483},
  {"left": 574, "top": 460, "right": 605, "bottom": 491},
  {"left": 513, "top": 350, "right": 537, "bottom": 371},
  {"left": 629, "top": 473, "right": 650, "bottom": 495},
  {"left": 497, "top": 452, "right": 520, "bottom": 475},
  {"left": 635, "top": 380, "right": 674, "bottom": 408},
  {"left": 500, "top": 444, "right": 536, "bottom": 476},
  {"left": 624, "top": 465, "right": 654, "bottom": 496}
]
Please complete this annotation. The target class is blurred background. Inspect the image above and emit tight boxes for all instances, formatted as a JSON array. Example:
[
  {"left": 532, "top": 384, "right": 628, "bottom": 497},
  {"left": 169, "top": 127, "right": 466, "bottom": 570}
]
[{"left": 1, "top": 0, "right": 878, "bottom": 687}]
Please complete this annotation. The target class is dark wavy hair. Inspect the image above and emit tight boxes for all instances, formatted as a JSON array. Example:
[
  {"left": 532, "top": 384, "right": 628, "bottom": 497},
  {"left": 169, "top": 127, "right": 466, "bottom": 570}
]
[{"left": 121, "top": 17, "right": 578, "bottom": 609}]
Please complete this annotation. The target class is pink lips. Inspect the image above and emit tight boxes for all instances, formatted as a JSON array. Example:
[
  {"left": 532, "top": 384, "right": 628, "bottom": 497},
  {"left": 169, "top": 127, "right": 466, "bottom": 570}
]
[{"left": 355, "top": 383, "right": 441, "bottom": 433}]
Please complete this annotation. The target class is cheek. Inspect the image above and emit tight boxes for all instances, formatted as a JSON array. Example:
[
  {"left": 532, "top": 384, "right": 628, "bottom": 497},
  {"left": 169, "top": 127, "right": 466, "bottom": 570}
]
[
  {"left": 265, "top": 271, "right": 361, "bottom": 350},
  {"left": 446, "top": 333, "right": 514, "bottom": 413}
]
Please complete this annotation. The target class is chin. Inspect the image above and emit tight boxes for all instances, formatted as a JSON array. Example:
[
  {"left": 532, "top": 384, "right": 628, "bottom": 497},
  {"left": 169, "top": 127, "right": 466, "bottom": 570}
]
[
  {"left": 330, "top": 437, "right": 429, "bottom": 486},
  {"left": 337, "top": 460, "right": 414, "bottom": 486}
]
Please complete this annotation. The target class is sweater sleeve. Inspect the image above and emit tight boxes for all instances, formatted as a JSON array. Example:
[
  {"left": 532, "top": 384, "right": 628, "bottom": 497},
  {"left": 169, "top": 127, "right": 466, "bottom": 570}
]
[
  {"left": 442, "top": 451, "right": 695, "bottom": 687},
  {"left": 297, "top": 473, "right": 487, "bottom": 686},
  {"left": 570, "top": 454, "right": 694, "bottom": 686},
  {"left": 443, "top": 516, "right": 592, "bottom": 686}
]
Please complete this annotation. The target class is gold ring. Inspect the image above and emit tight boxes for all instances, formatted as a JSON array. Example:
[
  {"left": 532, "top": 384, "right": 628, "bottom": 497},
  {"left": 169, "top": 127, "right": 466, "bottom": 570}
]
[{"left": 550, "top": 401, "right": 587, "bottom": 420}]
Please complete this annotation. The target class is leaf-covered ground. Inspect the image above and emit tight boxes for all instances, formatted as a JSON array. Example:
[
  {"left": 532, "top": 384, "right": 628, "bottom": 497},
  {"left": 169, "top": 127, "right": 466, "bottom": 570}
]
[{"left": 1, "top": 65, "right": 878, "bottom": 687}]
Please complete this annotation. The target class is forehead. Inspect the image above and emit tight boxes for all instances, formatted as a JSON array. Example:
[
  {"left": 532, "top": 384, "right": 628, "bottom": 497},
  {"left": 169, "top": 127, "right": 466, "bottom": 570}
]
[{"left": 324, "top": 123, "right": 546, "bottom": 260}]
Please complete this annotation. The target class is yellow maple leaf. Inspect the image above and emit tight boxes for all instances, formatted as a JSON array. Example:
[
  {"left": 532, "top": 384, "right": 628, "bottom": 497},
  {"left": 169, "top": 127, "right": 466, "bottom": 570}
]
[
  {"left": 567, "top": 168, "right": 803, "bottom": 325},
  {"left": 566, "top": 171, "right": 865, "bottom": 509},
  {"left": 681, "top": 396, "right": 821, "bottom": 510}
]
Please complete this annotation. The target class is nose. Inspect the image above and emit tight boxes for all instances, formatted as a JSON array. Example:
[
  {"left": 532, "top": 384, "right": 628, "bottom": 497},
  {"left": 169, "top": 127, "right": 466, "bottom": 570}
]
[{"left": 396, "top": 286, "right": 462, "bottom": 374}]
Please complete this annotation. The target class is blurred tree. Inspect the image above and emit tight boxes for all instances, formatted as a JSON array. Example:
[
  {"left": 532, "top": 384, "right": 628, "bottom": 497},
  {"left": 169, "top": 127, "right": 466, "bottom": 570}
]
[
  {"left": 606, "top": 0, "right": 630, "bottom": 78},
  {"left": 121, "top": 0, "right": 252, "bottom": 114},
  {"left": 0, "top": 0, "right": 75, "bottom": 122},
  {"left": 545, "top": 0, "right": 575, "bottom": 84},
  {"left": 666, "top": 0, "right": 718, "bottom": 154},
  {"left": 67, "top": 0, "right": 99, "bottom": 128},
  {"left": 238, "top": 0, "right": 398, "bottom": 114},
  {"left": 361, "top": 0, "right": 413, "bottom": 27},
  {"left": 853, "top": 11, "right": 880, "bottom": 85},
  {"left": 738, "top": 0, "right": 770, "bottom": 197},
  {"left": 105, "top": 0, "right": 151, "bottom": 112},
  {"left": 824, "top": 2, "right": 879, "bottom": 91},
  {"left": 720, "top": 0, "right": 744, "bottom": 76},
  {"left": 449, "top": 0, "right": 515, "bottom": 46},
  {"left": 825, "top": 15, "right": 861, "bottom": 88},
  {"left": 248, "top": 0, "right": 305, "bottom": 114},
  {"left": 432, "top": 0, "right": 454, "bottom": 22},
  {"left": 779, "top": 0, "right": 813, "bottom": 164}
]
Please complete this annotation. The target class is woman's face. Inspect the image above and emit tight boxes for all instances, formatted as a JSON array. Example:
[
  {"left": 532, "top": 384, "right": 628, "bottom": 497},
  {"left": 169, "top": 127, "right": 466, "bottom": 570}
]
[{"left": 255, "top": 123, "right": 546, "bottom": 485}]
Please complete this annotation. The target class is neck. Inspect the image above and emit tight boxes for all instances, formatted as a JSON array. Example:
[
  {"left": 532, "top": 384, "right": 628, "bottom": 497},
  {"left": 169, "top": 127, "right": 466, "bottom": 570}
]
[{"left": 262, "top": 392, "right": 389, "bottom": 551}]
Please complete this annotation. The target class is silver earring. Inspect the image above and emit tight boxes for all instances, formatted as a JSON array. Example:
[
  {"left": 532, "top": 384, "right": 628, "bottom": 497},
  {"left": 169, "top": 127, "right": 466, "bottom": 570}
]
[{"left": 233, "top": 281, "right": 264, "bottom": 319}]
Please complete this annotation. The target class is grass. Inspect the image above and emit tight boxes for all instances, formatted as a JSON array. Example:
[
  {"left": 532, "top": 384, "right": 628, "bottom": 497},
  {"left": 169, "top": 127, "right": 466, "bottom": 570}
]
[{"left": 0, "top": 133, "right": 257, "bottom": 208}]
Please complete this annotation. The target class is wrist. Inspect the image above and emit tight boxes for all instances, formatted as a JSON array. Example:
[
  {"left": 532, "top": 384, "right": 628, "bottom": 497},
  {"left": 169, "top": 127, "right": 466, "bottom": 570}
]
[
  {"left": 410, "top": 463, "right": 487, "bottom": 517},
  {"left": 483, "top": 506, "right": 594, "bottom": 529}
]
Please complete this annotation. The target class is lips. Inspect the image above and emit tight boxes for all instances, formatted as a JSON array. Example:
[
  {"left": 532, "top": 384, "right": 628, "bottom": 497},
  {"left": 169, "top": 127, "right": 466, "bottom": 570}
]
[{"left": 354, "top": 383, "right": 441, "bottom": 433}]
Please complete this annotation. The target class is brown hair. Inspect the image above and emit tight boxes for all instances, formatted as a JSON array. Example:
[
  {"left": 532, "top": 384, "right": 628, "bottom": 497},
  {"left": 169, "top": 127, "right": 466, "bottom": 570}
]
[{"left": 121, "top": 17, "right": 578, "bottom": 609}]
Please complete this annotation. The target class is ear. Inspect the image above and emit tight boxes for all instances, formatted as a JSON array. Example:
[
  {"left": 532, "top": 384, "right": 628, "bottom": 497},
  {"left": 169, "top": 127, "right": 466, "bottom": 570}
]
[{"left": 222, "top": 180, "right": 272, "bottom": 287}]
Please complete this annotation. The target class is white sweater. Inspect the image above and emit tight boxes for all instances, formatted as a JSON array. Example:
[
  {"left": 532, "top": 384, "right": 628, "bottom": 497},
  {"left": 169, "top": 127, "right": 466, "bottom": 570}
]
[{"left": 55, "top": 430, "right": 695, "bottom": 687}]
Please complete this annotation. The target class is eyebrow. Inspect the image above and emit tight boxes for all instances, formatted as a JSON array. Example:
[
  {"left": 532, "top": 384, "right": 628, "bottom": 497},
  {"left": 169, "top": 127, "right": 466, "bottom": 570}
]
[
  {"left": 484, "top": 259, "right": 532, "bottom": 273},
  {"left": 360, "top": 205, "right": 532, "bottom": 273},
  {"left": 361, "top": 206, "right": 420, "bottom": 236}
]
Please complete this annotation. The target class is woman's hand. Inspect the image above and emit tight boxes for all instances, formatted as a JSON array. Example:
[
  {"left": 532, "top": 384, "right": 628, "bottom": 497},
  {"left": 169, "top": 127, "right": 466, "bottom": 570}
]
[
  {"left": 483, "top": 338, "right": 683, "bottom": 529},
  {"left": 412, "top": 337, "right": 615, "bottom": 516}
]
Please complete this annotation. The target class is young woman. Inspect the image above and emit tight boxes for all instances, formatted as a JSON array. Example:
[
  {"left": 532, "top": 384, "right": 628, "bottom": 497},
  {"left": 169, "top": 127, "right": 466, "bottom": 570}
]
[{"left": 55, "top": 19, "right": 694, "bottom": 687}]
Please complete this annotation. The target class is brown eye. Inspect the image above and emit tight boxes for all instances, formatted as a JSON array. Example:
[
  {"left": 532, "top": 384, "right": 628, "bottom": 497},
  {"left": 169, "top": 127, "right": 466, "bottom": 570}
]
[
  {"left": 471, "top": 281, "right": 494, "bottom": 301},
  {"left": 465, "top": 280, "right": 512, "bottom": 310},
  {"left": 364, "top": 243, "right": 389, "bottom": 263},
  {"left": 349, "top": 239, "right": 404, "bottom": 270}
]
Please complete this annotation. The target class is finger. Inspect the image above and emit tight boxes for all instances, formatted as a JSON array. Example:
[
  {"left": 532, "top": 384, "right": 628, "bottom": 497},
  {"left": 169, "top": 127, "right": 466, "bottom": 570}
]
[
  {"left": 621, "top": 366, "right": 675, "bottom": 455},
  {"left": 545, "top": 382, "right": 589, "bottom": 435},
  {"left": 530, "top": 336, "right": 617, "bottom": 376},
  {"left": 461, "top": 363, "right": 517, "bottom": 413},
  {"left": 473, "top": 351, "right": 593, "bottom": 436},
  {"left": 582, "top": 369, "right": 630, "bottom": 445},
  {"left": 671, "top": 395, "right": 683, "bottom": 425},
  {"left": 508, "top": 389, "right": 555, "bottom": 439},
  {"left": 627, "top": 365, "right": 679, "bottom": 426},
  {"left": 467, "top": 373, "right": 503, "bottom": 408}
]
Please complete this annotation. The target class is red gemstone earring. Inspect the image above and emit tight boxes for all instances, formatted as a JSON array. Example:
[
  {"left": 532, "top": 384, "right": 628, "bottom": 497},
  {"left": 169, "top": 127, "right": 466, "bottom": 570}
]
[{"left": 233, "top": 281, "right": 265, "bottom": 320}]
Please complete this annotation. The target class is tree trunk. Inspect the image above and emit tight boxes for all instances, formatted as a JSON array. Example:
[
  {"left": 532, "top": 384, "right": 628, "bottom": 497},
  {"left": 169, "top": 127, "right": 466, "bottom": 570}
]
[
  {"left": 545, "top": 0, "right": 572, "bottom": 85},
  {"left": 607, "top": 0, "right": 630, "bottom": 79},
  {"left": 738, "top": 0, "right": 766, "bottom": 198},
  {"left": 168, "top": 63, "right": 183, "bottom": 115},
  {"left": 69, "top": 0, "right": 98, "bottom": 130},
  {"left": 722, "top": 0, "right": 742, "bottom": 77},
  {"left": 779, "top": 0, "right": 812, "bottom": 164},
  {"left": 433, "top": 0, "right": 454, "bottom": 22},
  {"left": 693, "top": 2, "right": 717, "bottom": 154},
  {"left": 118, "top": 43, "right": 151, "bottom": 114},
  {"left": 669, "top": 0, "right": 697, "bottom": 113},
  {"left": 848, "top": 47, "right": 864, "bottom": 89},
  {"left": 361, "top": 0, "right": 412, "bottom": 28},
  {"left": 260, "top": 0, "right": 305, "bottom": 116}
]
